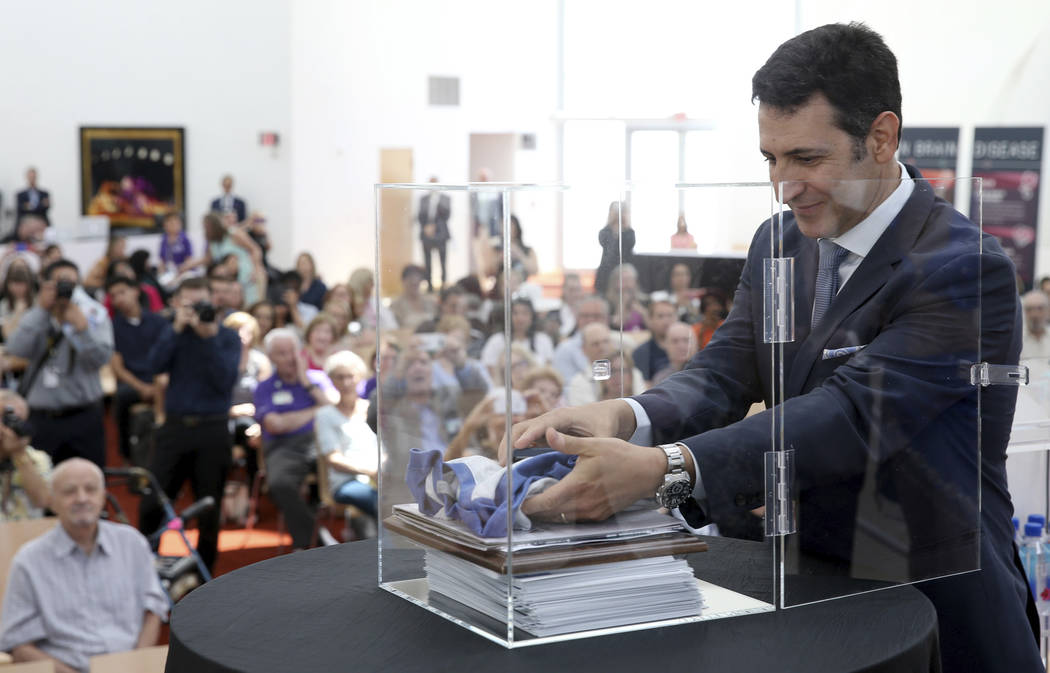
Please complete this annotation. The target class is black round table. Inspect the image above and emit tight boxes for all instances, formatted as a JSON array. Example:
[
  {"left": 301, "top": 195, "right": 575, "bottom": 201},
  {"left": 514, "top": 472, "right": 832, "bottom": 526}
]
[{"left": 166, "top": 538, "right": 940, "bottom": 673}]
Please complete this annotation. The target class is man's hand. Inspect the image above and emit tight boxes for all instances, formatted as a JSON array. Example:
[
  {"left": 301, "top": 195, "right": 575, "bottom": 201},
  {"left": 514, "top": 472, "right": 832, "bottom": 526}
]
[
  {"left": 172, "top": 303, "right": 195, "bottom": 334},
  {"left": 0, "top": 425, "right": 29, "bottom": 459},
  {"left": 135, "top": 382, "right": 156, "bottom": 401},
  {"left": 498, "top": 399, "right": 637, "bottom": 466},
  {"left": 61, "top": 302, "right": 88, "bottom": 332},
  {"left": 521, "top": 427, "right": 666, "bottom": 523}
]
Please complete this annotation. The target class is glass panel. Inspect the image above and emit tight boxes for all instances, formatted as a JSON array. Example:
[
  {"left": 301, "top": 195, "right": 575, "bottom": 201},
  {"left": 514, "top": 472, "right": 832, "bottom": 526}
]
[
  {"left": 376, "top": 181, "right": 780, "bottom": 646},
  {"left": 773, "top": 176, "right": 984, "bottom": 607}
]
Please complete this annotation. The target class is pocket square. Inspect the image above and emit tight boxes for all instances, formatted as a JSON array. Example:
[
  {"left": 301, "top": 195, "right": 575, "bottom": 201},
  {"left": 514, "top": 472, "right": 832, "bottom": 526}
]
[{"left": 822, "top": 344, "right": 867, "bottom": 360}]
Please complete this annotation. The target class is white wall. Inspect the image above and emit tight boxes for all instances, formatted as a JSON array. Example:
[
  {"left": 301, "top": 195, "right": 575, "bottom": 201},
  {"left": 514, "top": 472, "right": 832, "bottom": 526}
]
[
  {"left": 0, "top": 0, "right": 292, "bottom": 268},
  {"left": 290, "top": 0, "right": 559, "bottom": 288}
]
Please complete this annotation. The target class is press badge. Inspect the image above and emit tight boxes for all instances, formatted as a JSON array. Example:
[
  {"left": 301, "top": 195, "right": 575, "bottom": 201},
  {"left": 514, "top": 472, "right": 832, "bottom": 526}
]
[
  {"left": 42, "top": 366, "right": 61, "bottom": 388},
  {"left": 272, "top": 390, "right": 294, "bottom": 406}
]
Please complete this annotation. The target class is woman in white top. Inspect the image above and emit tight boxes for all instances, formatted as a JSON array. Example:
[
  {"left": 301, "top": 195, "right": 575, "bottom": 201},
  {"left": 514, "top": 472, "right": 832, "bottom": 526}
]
[
  {"left": 315, "top": 350, "right": 378, "bottom": 519},
  {"left": 480, "top": 298, "right": 553, "bottom": 382}
]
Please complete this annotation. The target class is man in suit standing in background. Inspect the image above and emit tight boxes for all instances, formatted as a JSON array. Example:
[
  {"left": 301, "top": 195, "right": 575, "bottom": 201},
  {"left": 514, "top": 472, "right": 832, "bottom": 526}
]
[
  {"left": 16, "top": 167, "right": 50, "bottom": 226},
  {"left": 505, "top": 22, "right": 1043, "bottom": 673},
  {"left": 418, "top": 176, "right": 451, "bottom": 292},
  {"left": 210, "top": 174, "right": 247, "bottom": 223}
]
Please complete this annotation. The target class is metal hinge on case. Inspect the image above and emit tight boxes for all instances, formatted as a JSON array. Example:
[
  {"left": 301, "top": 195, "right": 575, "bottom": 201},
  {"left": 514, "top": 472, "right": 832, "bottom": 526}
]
[
  {"left": 764, "top": 449, "right": 797, "bottom": 536},
  {"left": 969, "top": 363, "right": 1029, "bottom": 387},
  {"left": 763, "top": 258, "right": 795, "bottom": 344}
]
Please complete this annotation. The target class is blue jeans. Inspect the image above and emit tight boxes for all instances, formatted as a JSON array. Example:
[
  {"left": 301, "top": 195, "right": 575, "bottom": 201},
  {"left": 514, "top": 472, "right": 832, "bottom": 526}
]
[{"left": 333, "top": 479, "right": 378, "bottom": 518}]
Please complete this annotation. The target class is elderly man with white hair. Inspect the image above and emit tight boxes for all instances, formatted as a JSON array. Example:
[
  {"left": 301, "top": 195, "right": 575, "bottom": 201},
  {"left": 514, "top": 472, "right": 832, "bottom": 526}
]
[
  {"left": 253, "top": 328, "right": 336, "bottom": 550},
  {"left": 0, "top": 458, "right": 167, "bottom": 673}
]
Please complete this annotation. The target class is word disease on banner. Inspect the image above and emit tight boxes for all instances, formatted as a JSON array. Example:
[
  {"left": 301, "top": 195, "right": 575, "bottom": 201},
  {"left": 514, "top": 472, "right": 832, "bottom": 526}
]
[{"left": 970, "top": 127, "right": 1044, "bottom": 290}]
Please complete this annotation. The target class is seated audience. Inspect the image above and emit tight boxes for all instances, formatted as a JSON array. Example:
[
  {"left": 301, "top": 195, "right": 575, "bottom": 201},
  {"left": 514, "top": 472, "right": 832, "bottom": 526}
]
[
  {"left": 316, "top": 351, "right": 378, "bottom": 523},
  {"left": 567, "top": 322, "right": 645, "bottom": 405},
  {"left": 599, "top": 350, "right": 640, "bottom": 400},
  {"left": 83, "top": 236, "right": 127, "bottom": 294},
  {"left": 248, "top": 300, "right": 277, "bottom": 339},
  {"left": 223, "top": 312, "right": 271, "bottom": 483},
  {"left": 480, "top": 298, "right": 553, "bottom": 380},
  {"left": 390, "top": 264, "right": 436, "bottom": 332},
  {"left": 692, "top": 292, "right": 727, "bottom": 350},
  {"left": 157, "top": 212, "right": 193, "bottom": 278},
  {"left": 553, "top": 272, "right": 585, "bottom": 339},
  {"left": 302, "top": 313, "right": 338, "bottom": 371},
  {"left": 605, "top": 263, "right": 647, "bottom": 332},
  {"left": 495, "top": 344, "right": 537, "bottom": 391},
  {"left": 360, "top": 340, "right": 398, "bottom": 404},
  {"left": 633, "top": 299, "right": 675, "bottom": 385},
  {"left": 0, "top": 390, "right": 50, "bottom": 522},
  {"left": 651, "top": 322, "right": 697, "bottom": 385},
  {"left": 254, "top": 328, "right": 335, "bottom": 550},
  {"left": 552, "top": 296, "right": 609, "bottom": 383},
  {"left": 0, "top": 259, "right": 35, "bottom": 342},
  {"left": 348, "top": 267, "right": 396, "bottom": 332},
  {"left": 107, "top": 276, "right": 167, "bottom": 463},
  {"left": 521, "top": 365, "right": 565, "bottom": 413},
  {"left": 278, "top": 270, "right": 318, "bottom": 328},
  {"left": 0, "top": 216, "right": 47, "bottom": 275},
  {"left": 296, "top": 252, "right": 327, "bottom": 310},
  {"left": 321, "top": 298, "right": 352, "bottom": 350},
  {"left": 127, "top": 250, "right": 167, "bottom": 306},
  {"left": 430, "top": 316, "right": 491, "bottom": 395},
  {"left": 184, "top": 213, "right": 264, "bottom": 305},
  {"left": 374, "top": 346, "right": 462, "bottom": 512},
  {"left": 0, "top": 458, "right": 167, "bottom": 673},
  {"left": 668, "top": 262, "right": 700, "bottom": 323},
  {"left": 1021, "top": 289, "right": 1050, "bottom": 361},
  {"left": 40, "top": 244, "right": 62, "bottom": 269},
  {"left": 102, "top": 259, "right": 164, "bottom": 316},
  {"left": 509, "top": 215, "right": 539, "bottom": 277},
  {"left": 7, "top": 259, "right": 113, "bottom": 468}
]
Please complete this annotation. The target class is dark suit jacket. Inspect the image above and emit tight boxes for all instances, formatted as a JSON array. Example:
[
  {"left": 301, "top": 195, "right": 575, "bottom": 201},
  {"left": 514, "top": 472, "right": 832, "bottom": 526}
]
[
  {"left": 210, "top": 195, "right": 247, "bottom": 222},
  {"left": 418, "top": 192, "right": 451, "bottom": 242},
  {"left": 634, "top": 165, "right": 1041, "bottom": 672},
  {"left": 16, "top": 188, "right": 49, "bottom": 224}
]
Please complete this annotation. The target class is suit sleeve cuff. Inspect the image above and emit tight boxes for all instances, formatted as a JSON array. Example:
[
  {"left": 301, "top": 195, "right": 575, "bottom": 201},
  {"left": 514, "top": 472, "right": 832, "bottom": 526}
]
[{"left": 622, "top": 397, "right": 708, "bottom": 523}]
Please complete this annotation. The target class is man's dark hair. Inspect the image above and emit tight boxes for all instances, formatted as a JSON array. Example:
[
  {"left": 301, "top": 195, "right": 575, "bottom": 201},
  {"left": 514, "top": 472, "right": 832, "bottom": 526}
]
[
  {"left": 751, "top": 22, "right": 901, "bottom": 154},
  {"left": 280, "top": 270, "right": 303, "bottom": 291},
  {"left": 401, "top": 264, "right": 426, "bottom": 282},
  {"left": 439, "top": 285, "right": 466, "bottom": 304},
  {"left": 105, "top": 275, "right": 138, "bottom": 293},
  {"left": 176, "top": 276, "right": 210, "bottom": 296},
  {"left": 207, "top": 260, "right": 235, "bottom": 280},
  {"left": 42, "top": 259, "right": 78, "bottom": 281}
]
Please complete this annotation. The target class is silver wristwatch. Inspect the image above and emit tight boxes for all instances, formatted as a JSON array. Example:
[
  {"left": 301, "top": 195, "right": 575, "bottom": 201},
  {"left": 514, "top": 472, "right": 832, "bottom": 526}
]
[{"left": 655, "top": 442, "right": 692, "bottom": 509}]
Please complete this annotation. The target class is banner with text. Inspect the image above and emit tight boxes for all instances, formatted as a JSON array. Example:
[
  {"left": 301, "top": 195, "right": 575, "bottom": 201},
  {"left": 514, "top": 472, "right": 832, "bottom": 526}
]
[
  {"left": 898, "top": 127, "right": 959, "bottom": 203},
  {"left": 970, "top": 127, "right": 1044, "bottom": 289}
]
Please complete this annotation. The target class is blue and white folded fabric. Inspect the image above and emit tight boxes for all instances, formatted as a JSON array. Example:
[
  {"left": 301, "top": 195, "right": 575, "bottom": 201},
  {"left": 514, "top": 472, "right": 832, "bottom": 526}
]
[{"left": 406, "top": 448, "right": 577, "bottom": 537}]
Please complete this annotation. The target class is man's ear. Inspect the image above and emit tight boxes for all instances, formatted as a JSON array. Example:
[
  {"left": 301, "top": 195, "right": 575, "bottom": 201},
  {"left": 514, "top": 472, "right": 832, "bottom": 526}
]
[{"left": 868, "top": 111, "right": 901, "bottom": 164}]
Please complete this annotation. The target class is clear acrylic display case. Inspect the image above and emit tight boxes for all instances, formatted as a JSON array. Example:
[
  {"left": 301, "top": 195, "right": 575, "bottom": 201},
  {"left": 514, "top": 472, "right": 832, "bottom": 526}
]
[{"left": 372, "top": 175, "right": 989, "bottom": 647}]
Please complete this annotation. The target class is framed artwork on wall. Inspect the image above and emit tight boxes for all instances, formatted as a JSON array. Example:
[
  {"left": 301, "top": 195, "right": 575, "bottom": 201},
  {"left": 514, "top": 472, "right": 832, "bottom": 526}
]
[{"left": 79, "top": 126, "right": 185, "bottom": 232}]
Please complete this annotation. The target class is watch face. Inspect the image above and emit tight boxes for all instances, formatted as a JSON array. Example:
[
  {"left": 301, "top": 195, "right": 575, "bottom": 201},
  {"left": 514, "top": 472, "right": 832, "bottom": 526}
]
[{"left": 659, "top": 475, "right": 693, "bottom": 508}]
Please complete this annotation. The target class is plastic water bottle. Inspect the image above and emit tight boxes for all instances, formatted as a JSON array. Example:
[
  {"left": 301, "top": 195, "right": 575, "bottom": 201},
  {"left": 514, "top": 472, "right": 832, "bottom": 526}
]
[{"left": 1021, "top": 522, "right": 1046, "bottom": 600}]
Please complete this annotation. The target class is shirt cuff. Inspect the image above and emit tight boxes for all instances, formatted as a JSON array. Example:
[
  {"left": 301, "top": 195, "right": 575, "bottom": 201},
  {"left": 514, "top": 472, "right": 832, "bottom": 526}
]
[{"left": 621, "top": 397, "right": 707, "bottom": 510}]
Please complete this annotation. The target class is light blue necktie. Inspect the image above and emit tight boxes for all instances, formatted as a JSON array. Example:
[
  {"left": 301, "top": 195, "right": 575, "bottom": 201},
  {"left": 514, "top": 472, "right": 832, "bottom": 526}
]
[{"left": 812, "top": 239, "right": 850, "bottom": 328}]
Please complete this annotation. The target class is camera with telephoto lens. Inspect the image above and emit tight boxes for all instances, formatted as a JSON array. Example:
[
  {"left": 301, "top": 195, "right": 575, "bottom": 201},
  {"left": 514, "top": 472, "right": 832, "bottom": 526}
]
[
  {"left": 2, "top": 405, "right": 31, "bottom": 438},
  {"left": 193, "top": 301, "right": 217, "bottom": 323},
  {"left": 55, "top": 279, "right": 75, "bottom": 300}
]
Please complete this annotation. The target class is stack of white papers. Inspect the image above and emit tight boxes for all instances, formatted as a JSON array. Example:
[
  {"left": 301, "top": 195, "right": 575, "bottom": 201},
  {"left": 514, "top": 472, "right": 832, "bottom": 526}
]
[{"left": 425, "top": 549, "right": 705, "bottom": 637}]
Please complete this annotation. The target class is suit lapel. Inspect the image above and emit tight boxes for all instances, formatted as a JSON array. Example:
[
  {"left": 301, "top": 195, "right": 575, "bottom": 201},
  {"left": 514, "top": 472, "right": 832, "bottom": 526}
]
[{"left": 783, "top": 170, "right": 934, "bottom": 397}]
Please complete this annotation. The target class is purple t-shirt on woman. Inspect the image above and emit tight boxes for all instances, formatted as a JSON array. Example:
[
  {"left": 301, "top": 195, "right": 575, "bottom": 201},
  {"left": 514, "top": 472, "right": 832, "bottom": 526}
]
[{"left": 159, "top": 232, "right": 193, "bottom": 268}]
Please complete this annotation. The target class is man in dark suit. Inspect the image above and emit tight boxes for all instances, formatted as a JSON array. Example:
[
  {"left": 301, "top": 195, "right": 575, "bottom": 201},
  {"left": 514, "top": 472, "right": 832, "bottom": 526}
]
[
  {"left": 16, "top": 167, "right": 50, "bottom": 226},
  {"left": 418, "top": 176, "right": 451, "bottom": 291},
  {"left": 506, "top": 23, "right": 1041, "bottom": 672},
  {"left": 210, "top": 174, "right": 247, "bottom": 222}
]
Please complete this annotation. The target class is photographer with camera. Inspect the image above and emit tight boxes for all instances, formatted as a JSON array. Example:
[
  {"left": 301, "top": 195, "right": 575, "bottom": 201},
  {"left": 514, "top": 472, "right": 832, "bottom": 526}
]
[
  {"left": 0, "top": 390, "right": 50, "bottom": 522},
  {"left": 138, "top": 276, "right": 240, "bottom": 571},
  {"left": 5, "top": 259, "right": 113, "bottom": 468}
]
